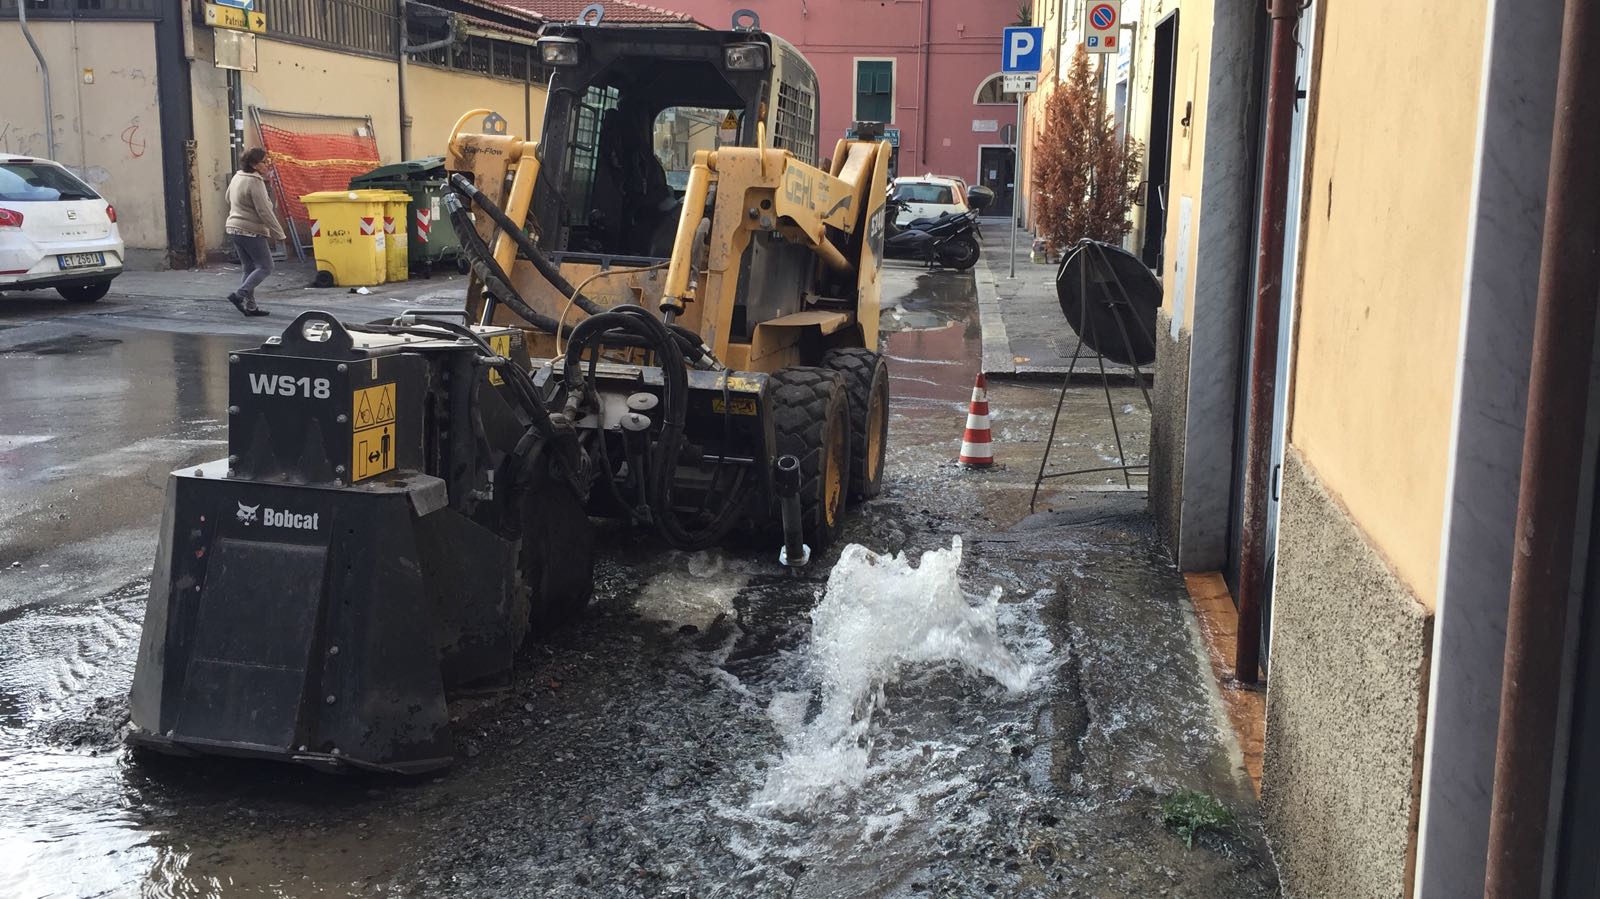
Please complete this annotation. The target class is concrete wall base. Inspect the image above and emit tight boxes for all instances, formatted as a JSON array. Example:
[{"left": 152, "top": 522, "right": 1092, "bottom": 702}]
[
  {"left": 1148, "top": 310, "right": 1190, "bottom": 558},
  {"left": 1262, "top": 449, "right": 1433, "bottom": 899}
]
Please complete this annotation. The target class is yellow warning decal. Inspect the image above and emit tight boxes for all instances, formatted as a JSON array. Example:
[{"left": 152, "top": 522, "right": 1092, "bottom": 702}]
[
  {"left": 487, "top": 333, "right": 511, "bottom": 386},
  {"left": 711, "top": 396, "right": 758, "bottom": 416},
  {"left": 351, "top": 382, "right": 397, "bottom": 482}
]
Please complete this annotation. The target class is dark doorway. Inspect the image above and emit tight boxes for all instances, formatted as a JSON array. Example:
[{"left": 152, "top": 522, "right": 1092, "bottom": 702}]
[
  {"left": 1558, "top": 451, "right": 1600, "bottom": 893},
  {"left": 978, "top": 146, "right": 1015, "bottom": 218},
  {"left": 1141, "top": 12, "right": 1180, "bottom": 270}
]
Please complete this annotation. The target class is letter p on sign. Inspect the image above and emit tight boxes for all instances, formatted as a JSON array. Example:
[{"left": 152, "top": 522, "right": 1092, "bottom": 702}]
[{"left": 1002, "top": 26, "right": 1044, "bottom": 73}]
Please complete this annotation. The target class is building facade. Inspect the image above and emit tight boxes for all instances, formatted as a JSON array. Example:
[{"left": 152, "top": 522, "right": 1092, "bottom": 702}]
[
  {"left": 1025, "top": 0, "right": 1598, "bottom": 896},
  {"left": 652, "top": 0, "right": 1022, "bottom": 212},
  {"left": 1, "top": 0, "right": 572, "bottom": 263}
]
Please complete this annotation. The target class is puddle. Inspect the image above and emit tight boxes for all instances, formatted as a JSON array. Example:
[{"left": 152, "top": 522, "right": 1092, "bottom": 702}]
[
  {"left": 3, "top": 335, "right": 124, "bottom": 356},
  {"left": 880, "top": 269, "right": 978, "bottom": 334},
  {"left": 634, "top": 549, "right": 752, "bottom": 629}
]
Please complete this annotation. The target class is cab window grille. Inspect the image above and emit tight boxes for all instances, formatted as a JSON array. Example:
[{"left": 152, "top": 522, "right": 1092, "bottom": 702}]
[
  {"left": 563, "top": 85, "right": 621, "bottom": 227},
  {"left": 774, "top": 80, "right": 818, "bottom": 167}
]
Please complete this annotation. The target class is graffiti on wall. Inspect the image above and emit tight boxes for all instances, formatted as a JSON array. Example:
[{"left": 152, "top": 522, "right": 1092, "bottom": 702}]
[{"left": 121, "top": 119, "right": 148, "bottom": 159}]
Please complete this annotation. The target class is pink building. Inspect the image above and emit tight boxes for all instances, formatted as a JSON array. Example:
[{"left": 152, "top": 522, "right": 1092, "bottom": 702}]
[{"left": 654, "top": 0, "right": 1022, "bottom": 214}]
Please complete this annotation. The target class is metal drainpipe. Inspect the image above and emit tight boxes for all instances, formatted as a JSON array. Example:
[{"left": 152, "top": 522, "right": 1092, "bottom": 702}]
[
  {"left": 398, "top": 2, "right": 458, "bottom": 160},
  {"left": 18, "top": 1, "right": 58, "bottom": 161},
  {"left": 918, "top": 0, "right": 931, "bottom": 167},
  {"left": 1234, "top": 0, "right": 1301, "bottom": 685},
  {"left": 1484, "top": 0, "right": 1600, "bottom": 892}
]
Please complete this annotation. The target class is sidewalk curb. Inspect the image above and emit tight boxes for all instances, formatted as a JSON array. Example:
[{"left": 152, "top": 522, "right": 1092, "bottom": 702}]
[{"left": 973, "top": 261, "right": 1015, "bottom": 377}]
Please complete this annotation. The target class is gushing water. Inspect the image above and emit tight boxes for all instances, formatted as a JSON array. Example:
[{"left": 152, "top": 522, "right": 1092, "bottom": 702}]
[{"left": 755, "top": 537, "right": 1039, "bottom": 812}]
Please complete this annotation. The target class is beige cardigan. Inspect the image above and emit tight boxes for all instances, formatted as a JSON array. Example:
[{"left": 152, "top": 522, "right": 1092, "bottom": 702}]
[{"left": 225, "top": 170, "right": 287, "bottom": 241}]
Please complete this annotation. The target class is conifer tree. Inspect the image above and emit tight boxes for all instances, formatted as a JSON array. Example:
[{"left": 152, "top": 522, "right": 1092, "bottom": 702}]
[{"left": 1031, "top": 47, "right": 1143, "bottom": 251}]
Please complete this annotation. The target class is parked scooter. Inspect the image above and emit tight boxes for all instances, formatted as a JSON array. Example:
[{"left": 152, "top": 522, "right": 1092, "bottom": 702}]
[{"left": 884, "top": 186, "right": 992, "bottom": 271}]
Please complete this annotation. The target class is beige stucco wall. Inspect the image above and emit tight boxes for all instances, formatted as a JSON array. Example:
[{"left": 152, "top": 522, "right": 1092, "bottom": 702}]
[
  {"left": 406, "top": 64, "right": 543, "bottom": 156},
  {"left": 0, "top": 20, "right": 168, "bottom": 249},
  {"left": 190, "top": 34, "right": 402, "bottom": 256},
  {"left": 1157, "top": 0, "right": 1208, "bottom": 335},
  {"left": 188, "top": 34, "right": 550, "bottom": 257},
  {"left": 1288, "top": 1, "right": 1486, "bottom": 606}
]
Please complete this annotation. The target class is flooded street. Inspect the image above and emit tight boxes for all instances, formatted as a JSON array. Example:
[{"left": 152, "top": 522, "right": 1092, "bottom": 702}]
[{"left": 0, "top": 264, "right": 1275, "bottom": 898}]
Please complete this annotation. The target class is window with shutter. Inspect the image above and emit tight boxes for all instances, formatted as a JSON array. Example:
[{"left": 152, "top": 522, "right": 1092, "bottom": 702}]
[{"left": 854, "top": 60, "right": 894, "bottom": 124}]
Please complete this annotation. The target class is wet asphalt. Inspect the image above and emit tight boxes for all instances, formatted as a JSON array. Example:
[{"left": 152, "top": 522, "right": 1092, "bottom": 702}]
[{"left": 0, "top": 261, "right": 1277, "bottom": 898}]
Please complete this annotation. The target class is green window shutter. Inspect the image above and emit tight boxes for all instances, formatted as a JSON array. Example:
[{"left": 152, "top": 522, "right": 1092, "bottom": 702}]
[{"left": 856, "top": 61, "right": 893, "bottom": 123}]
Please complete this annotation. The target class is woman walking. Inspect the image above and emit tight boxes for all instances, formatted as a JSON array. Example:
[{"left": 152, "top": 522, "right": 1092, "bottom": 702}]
[{"left": 224, "top": 147, "right": 285, "bottom": 317}]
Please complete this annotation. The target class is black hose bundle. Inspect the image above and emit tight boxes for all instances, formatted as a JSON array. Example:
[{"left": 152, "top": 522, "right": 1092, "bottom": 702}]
[
  {"left": 448, "top": 173, "right": 607, "bottom": 319},
  {"left": 444, "top": 182, "right": 715, "bottom": 368},
  {"left": 562, "top": 305, "right": 748, "bottom": 549},
  {"left": 444, "top": 176, "right": 745, "bottom": 550}
]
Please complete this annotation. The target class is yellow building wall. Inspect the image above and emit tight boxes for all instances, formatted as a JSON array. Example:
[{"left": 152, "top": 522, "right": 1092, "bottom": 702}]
[
  {"left": 0, "top": 21, "right": 168, "bottom": 248},
  {"left": 1122, "top": 0, "right": 1164, "bottom": 256},
  {"left": 1158, "top": 0, "right": 1209, "bottom": 332},
  {"left": 405, "top": 64, "right": 545, "bottom": 156},
  {"left": 189, "top": 35, "right": 547, "bottom": 257},
  {"left": 190, "top": 34, "right": 402, "bottom": 254},
  {"left": 1288, "top": 2, "right": 1487, "bottom": 606}
]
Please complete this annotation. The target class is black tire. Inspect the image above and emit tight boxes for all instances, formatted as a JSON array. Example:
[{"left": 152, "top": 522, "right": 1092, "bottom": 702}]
[
  {"left": 939, "top": 234, "right": 980, "bottom": 271},
  {"left": 57, "top": 280, "right": 111, "bottom": 303},
  {"left": 822, "top": 348, "right": 890, "bottom": 502},
  {"left": 770, "top": 367, "right": 852, "bottom": 552},
  {"left": 455, "top": 255, "right": 471, "bottom": 276},
  {"left": 313, "top": 269, "right": 335, "bottom": 288}
]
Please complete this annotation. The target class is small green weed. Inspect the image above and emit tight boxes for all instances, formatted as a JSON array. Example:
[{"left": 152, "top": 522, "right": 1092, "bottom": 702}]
[{"left": 1159, "top": 789, "right": 1235, "bottom": 848}]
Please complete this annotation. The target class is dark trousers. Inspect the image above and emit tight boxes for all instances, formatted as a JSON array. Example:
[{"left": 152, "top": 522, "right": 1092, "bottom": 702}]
[{"left": 232, "top": 233, "right": 273, "bottom": 302}]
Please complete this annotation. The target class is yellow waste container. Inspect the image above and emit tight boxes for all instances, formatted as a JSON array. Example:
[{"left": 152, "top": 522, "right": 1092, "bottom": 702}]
[
  {"left": 300, "top": 190, "right": 389, "bottom": 287},
  {"left": 375, "top": 189, "right": 411, "bottom": 283}
]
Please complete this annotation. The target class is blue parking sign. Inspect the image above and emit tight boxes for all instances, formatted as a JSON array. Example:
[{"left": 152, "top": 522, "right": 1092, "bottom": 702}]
[{"left": 1002, "top": 27, "right": 1044, "bottom": 74}]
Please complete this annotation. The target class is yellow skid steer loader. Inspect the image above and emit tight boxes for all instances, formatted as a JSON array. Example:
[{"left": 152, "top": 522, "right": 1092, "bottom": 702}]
[{"left": 128, "top": 8, "right": 892, "bottom": 773}]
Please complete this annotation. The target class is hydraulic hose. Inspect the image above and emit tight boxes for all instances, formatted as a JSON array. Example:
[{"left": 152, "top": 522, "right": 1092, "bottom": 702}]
[
  {"left": 562, "top": 306, "right": 749, "bottom": 549},
  {"left": 449, "top": 173, "right": 607, "bottom": 318},
  {"left": 445, "top": 176, "right": 743, "bottom": 549},
  {"left": 445, "top": 187, "right": 715, "bottom": 369},
  {"left": 444, "top": 191, "right": 577, "bottom": 337}
]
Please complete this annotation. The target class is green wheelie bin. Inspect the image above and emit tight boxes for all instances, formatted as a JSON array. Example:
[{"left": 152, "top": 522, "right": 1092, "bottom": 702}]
[{"left": 349, "top": 157, "right": 463, "bottom": 276}]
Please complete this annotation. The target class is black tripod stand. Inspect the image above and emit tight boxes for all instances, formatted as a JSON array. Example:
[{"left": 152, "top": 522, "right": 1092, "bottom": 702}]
[{"left": 1029, "top": 240, "right": 1156, "bottom": 513}]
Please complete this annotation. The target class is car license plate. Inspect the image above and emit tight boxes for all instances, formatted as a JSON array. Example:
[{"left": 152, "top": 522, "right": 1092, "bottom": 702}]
[{"left": 57, "top": 252, "right": 104, "bottom": 270}]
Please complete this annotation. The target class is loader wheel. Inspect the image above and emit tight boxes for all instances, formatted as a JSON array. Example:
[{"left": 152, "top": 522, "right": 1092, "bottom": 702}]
[
  {"left": 770, "top": 367, "right": 852, "bottom": 552},
  {"left": 822, "top": 348, "right": 890, "bottom": 502}
]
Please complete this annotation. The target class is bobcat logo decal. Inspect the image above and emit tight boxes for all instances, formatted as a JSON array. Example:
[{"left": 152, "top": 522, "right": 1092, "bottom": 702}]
[{"left": 236, "top": 502, "right": 260, "bottom": 525}]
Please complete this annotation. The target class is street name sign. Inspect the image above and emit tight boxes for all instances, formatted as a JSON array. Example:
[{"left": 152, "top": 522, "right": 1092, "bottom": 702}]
[{"left": 1002, "top": 73, "right": 1038, "bottom": 94}]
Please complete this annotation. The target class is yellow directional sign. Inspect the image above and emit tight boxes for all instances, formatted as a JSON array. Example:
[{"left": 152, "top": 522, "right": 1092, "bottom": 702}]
[
  {"left": 204, "top": 2, "right": 267, "bottom": 34},
  {"left": 351, "top": 382, "right": 397, "bottom": 482}
]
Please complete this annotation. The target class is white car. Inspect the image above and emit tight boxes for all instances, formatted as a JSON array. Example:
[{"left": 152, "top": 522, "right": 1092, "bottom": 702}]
[
  {"left": 0, "top": 156, "right": 124, "bottom": 303},
  {"left": 891, "top": 174, "right": 970, "bottom": 226}
]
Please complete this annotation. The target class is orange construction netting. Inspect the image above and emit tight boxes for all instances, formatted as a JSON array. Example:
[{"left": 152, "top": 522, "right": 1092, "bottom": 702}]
[{"left": 257, "top": 124, "right": 381, "bottom": 238}]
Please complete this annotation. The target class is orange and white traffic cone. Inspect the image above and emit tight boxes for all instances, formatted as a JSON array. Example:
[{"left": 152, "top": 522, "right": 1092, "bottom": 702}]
[{"left": 959, "top": 373, "right": 995, "bottom": 468}]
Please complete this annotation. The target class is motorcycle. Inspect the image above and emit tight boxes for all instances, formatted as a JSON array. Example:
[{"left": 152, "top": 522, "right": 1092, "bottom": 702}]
[{"left": 883, "top": 185, "right": 992, "bottom": 271}]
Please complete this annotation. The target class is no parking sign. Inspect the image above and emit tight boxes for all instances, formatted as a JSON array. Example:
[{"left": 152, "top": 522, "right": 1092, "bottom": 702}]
[{"left": 1086, "top": 1, "right": 1121, "bottom": 53}]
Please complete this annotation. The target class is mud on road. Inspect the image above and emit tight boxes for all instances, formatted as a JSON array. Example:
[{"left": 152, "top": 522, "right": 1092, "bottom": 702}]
[{"left": 0, "top": 262, "right": 1277, "bottom": 898}]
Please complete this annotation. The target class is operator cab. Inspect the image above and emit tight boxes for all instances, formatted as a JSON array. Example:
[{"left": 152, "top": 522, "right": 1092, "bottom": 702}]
[{"left": 534, "top": 16, "right": 820, "bottom": 261}]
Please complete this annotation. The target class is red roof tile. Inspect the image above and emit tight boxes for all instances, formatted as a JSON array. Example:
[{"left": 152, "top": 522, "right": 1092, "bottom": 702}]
[{"left": 490, "top": 0, "right": 701, "bottom": 25}]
